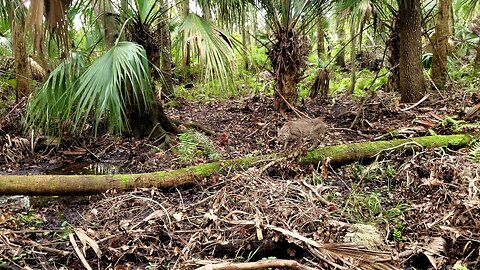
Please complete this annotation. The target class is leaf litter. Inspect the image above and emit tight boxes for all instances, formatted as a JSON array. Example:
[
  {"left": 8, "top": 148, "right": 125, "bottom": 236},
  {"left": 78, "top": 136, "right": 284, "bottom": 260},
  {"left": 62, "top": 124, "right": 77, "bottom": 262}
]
[{"left": 0, "top": 91, "right": 479, "bottom": 269}]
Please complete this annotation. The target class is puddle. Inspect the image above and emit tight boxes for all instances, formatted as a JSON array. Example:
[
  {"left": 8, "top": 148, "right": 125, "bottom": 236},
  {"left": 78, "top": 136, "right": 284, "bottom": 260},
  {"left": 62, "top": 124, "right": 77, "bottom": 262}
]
[
  {"left": 0, "top": 162, "right": 121, "bottom": 209},
  {"left": 48, "top": 162, "right": 121, "bottom": 175}
]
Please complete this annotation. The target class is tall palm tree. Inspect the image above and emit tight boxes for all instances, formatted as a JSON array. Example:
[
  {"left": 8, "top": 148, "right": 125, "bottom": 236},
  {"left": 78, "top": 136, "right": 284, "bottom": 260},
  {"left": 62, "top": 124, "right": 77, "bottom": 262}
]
[
  {"left": 157, "top": 0, "right": 174, "bottom": 97},
  {"left": 432, "top": 0, "right": 453, "bottom": 89},
  {"left": 398, "top": 0, "right": 425, "bottom": 102},
  {"left": 24, "top": 0, "right": 240, "bottom": 138},
  {"left": 251, "top": 0, "right": 330, "bottom": 110}
]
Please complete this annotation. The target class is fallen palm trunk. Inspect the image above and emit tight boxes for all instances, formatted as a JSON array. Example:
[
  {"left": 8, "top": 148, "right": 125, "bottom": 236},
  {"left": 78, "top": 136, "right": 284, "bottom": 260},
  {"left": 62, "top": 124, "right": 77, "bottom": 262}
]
[{"left": 0, "top": 134, "right": 472, "bottom": 195}]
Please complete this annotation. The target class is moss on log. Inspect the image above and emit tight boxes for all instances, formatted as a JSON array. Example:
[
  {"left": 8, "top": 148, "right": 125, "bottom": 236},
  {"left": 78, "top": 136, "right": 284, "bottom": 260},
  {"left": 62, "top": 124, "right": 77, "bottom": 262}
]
[
  {"left": 300, "top": 134, "right": 472, "bottom": 165},
  {"left": 0, "top": 134, "right": 472, "bottom": 195}
]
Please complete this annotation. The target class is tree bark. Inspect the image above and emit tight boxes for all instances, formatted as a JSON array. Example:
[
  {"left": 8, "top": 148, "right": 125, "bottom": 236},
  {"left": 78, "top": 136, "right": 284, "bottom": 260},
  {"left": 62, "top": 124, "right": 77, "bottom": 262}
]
[
  {"left": 431, "top": 0, "right": 452, "bottom": 90},
  {"left": 274, "top": 73, "right": 297, "bottom": 110},
  {"left": 387, "top": 15, "right": 400, "bottom": 92},
  {"left": 270, "top": 26, "right": 310, "bottom": 111},
  {"left": 349, "top": 17, "right": 357, "bottom": 94},
  {"left": 201, "top": 1, "right": 211, "bottom": 21},
  {"left": 317, "top": 15, "right": 325, "bottom": 59},
  {"left": 398, "top": 0, "right": 425, "bottom": 102},
  {"left": 335, "top": 16, "right": 346, "bottom": 68},
  {"left": 94, "top": 0, "right": 119, "bottom": 48},
  {"left": 182, "top": 0, "right": 191, "bottom": 69},
  {"left": 12, "top": 16, "right": 30, "bottom": 100},
  {"left": 157, "top": 0, "right": 174, "bottom": 97},
  {"left": 240, "top": 7, "right": 250, "bottom": 70},
  {"left": 0, "top": 134, "right": 472, "bottom": 196}
]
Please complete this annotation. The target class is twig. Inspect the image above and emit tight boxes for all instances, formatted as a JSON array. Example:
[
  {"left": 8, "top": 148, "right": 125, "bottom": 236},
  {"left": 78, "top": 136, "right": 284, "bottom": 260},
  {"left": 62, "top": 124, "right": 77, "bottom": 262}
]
[
  {"left": 301, "top": 181, "right": 334, "bottom": 206},
  {"left": 425, "top": 70, "right": 446, "bottom": 99},
  {"left": 173, "top": 119, "right": 215, "bottom": 136},
  {"left": 23, "top": 240, "right": 70, "bottom": 257},
  {"left": 276, "top": 90, "right": 310, "bottom": 119},
  {"left": 194, "top": 259, "right": 318, "bottom": 270},
  {"left": 400, "top": 93, "right": 430, "bottom": 112}
]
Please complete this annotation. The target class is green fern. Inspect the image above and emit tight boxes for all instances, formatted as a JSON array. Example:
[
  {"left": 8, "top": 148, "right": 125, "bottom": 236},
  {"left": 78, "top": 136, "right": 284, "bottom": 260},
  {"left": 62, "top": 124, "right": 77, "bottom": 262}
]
[
  {"left": 468, "top": 140, "right": 480, "bottom": 163},
  {"left": 176, "top": 130, "right": 220, "bottom": 162},
  {"left": 177, "top": 132, "right": 198, "bottom": 162}
]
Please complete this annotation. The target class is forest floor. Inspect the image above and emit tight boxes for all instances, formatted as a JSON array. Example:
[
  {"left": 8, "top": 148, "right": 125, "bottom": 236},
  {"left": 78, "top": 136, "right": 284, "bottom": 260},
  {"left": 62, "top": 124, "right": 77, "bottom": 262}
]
[{"left": 0, "top": 88, "right": 479, "bottom": 269}]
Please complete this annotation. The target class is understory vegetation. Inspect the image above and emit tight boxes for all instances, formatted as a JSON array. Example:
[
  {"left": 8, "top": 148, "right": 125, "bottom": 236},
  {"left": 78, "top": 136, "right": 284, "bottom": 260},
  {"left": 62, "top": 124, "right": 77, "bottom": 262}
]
[{"left": 0, "top": 0, "right": 480, "bottom": 269}]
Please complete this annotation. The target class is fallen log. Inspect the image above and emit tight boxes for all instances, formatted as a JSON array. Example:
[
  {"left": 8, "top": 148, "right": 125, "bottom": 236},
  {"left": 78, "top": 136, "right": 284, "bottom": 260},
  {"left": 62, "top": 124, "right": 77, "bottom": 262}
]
[{"left": 0, "top": 134, "right": 472, "bottom": 195}]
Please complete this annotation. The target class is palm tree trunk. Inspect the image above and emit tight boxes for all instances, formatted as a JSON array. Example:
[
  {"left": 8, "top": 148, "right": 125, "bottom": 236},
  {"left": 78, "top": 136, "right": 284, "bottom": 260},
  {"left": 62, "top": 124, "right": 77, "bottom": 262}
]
[
  {"left": 431, "top": 0, "right": 452, "bottom": 90},
  {"left": 349, "top": 17, "right": 357, "bottom": 94},
  {"left": 94, "top": 0, "right": 119, "bottom": 48},
  {"left": 182, "top": 0, "right": 191, "bottom": 69},
  {"left": 201, "top": 1, "right": 211, "bottom": 21},
  {"left": 158, "top": 0, "right": 174, "bottom": 97},
  {"left": 398, "top": 0, "right": 425, "bottom": 102},
  {"left": 387, "top": 15, "right": 400, "bottom": 92},
  {"left": 317, "top": 15, "right": 325, "bottom": 59},
  {"left": 12, "top": 18, "right": 30, "bottom": 100},
  {"left": 274, "top": 73, "right": 297, "bottom": 111},
  {"left": 335, "top": 16, "right": 346, "bottom": 68},
  {"left": 240, "top": 7, "right": 250, "bottom": 70}
]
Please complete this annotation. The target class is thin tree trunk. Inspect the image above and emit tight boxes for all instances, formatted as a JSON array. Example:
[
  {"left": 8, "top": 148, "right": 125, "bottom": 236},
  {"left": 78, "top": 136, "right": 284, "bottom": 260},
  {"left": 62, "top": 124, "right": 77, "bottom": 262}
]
[
  {"left": 387, "top": 15, "right": 400, "bottom": 92},
  {"left": 158, "top": 0, "right": 174, "bottom": 97},
  {"left": 182, "top": 0, "right": 191, "bottom": 69},
  {"left": 12, "top": 17, "right": 30, "bottom": 100},
  {"left": 349, "top": 17, "right": 357, "bottom": 94},
  {"left": 335, "top": 16, "right": 346, "bottom": 68},
  {"left": 201, "top": 1, "right": 211, "bottom": 21},
  {"left": 398, "top": 0, "right": 425, "bottom": 102},
  {"left": 317, "top": 15, "right": 325, "bottom": 59},
  {"left": 252, "top": 8, "right": 257, "bottom": 47},
  {"left": 94, "top": 0, "right": 119, "bottom": 48},
  {"left": 431, "top": 0, "right": 452, "bottom": 90},
  {"left": 449, "top": 4, "right": 454, "bottom": 36},
  {"left": 241, "top": 7, "right": 249, "bottom": 70}
]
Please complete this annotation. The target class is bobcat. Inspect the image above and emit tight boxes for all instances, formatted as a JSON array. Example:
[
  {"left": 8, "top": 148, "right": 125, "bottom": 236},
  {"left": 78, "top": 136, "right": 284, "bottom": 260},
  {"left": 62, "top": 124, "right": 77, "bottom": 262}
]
[{"left": 278, "top": 117, "right": 327, "bottom": 148}]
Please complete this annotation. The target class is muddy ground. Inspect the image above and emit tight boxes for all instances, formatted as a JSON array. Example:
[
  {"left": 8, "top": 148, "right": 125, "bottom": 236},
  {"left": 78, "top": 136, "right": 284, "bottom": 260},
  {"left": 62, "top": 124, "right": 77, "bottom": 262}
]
[{"left": 0, "top": 89, "right": 479, "bottom": 269}]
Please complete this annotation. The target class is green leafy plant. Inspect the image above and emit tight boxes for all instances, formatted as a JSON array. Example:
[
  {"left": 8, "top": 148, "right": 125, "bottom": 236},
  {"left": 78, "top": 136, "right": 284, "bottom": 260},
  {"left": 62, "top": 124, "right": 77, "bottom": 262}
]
[
  {"left": 392, "top": 220, "right": 403, "bottom": 242},
  {"left": 441, "top": 116, "right": 469, "bottom": 132},
  {"left": 383, "top": 203, "right": 409, "bottom": 242},
  {"left": 19, "top": 212, "right": 43, "bottom": 227},
  {"left": 25, "top": 42, "right": 154, "bottom": 137},
  {"left": 467, "top": 140, "right": 480, "bottom": 163},
  {"left": 176, "top": 13, "right": 242, "bottom": 93},
  {"left": 364, "top": 192, "right": 382, "bottom": 217},
  {"left": 453, "top": 262, "right": 469, "bottom": 270},
  {"left": 176, "top": 130, "right": 220, "bottom": 162}
]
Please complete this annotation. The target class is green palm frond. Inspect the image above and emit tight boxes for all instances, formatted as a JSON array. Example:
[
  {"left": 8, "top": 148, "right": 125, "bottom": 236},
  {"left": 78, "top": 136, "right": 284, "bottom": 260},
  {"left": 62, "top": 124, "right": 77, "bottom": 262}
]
[
  {"left": 72, "top": 41, "right": 153, "bottom": 135},
  {"left": 178, "top": 13, "right": 241, "bottom": 92},
  {"left": 25, "top": 52, "right": 88, "bottom": 135},
  {"left": 454, "top": 0, "right": 479, "bottom": 18},
  {"left": 25, "top": 42, "right": 154, "bottom": 137}
]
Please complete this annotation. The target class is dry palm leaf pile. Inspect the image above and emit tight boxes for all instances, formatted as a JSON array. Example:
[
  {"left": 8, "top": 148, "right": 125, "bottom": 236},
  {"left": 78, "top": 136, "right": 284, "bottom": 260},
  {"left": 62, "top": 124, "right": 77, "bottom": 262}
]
[{"left": 1, "top": 146, "right": 479, "bottom": 269}]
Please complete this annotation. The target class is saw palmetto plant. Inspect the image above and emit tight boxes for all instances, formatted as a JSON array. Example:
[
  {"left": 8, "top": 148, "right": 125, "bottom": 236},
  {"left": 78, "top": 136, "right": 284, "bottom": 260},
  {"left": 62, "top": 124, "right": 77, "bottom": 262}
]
[{"left": 25, "top": 42, "right": 153, "bottom": 136}]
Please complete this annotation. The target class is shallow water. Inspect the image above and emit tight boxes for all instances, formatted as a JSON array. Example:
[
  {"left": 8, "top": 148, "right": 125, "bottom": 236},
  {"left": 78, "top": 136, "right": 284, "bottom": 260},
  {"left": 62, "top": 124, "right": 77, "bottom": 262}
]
[{"left": 47, "top": 161, "right": 121, "bottom": 175}]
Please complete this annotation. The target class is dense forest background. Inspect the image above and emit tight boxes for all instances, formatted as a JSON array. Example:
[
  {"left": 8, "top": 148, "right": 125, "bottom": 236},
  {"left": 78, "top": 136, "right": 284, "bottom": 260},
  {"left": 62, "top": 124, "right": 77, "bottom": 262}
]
[{"left": 0, "top": 0, "right": 480, "bottom": 269}]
